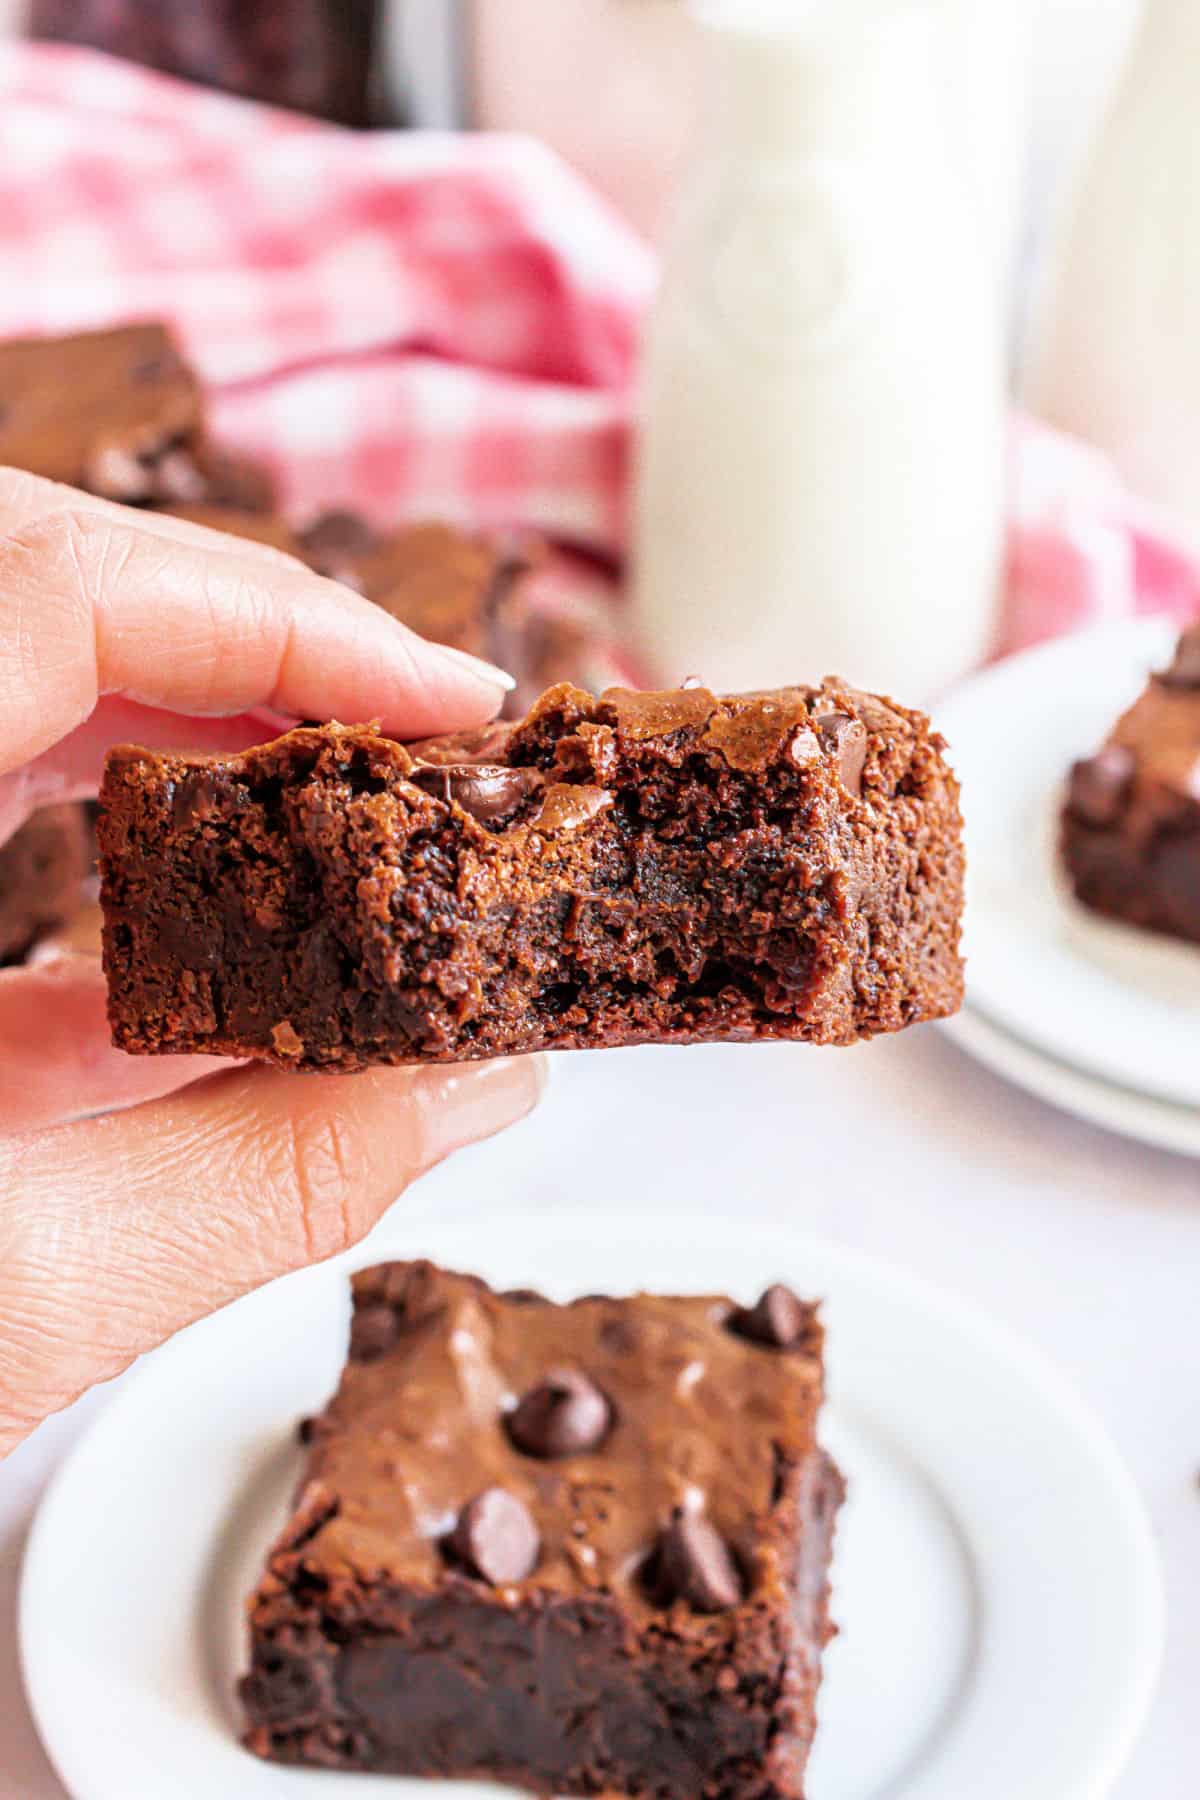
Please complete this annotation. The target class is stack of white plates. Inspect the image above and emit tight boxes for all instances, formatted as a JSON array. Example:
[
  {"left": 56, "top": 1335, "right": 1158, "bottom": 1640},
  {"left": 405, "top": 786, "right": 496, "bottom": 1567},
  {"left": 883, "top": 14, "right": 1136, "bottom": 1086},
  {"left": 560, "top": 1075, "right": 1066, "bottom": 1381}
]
[{"left": 937, "top": 616, "right": 1200, "bottom": 1156}]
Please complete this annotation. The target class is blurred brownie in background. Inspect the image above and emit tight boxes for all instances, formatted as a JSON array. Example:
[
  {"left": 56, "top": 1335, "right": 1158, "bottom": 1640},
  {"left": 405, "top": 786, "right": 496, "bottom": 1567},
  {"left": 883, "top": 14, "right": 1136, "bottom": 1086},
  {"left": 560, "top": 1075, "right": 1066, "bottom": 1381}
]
[
  {"left": 296, "top": 513, "right": 538, "bottom": 710},
  {"left": 0, "top": 322, "right": 274, "bottom": 512},
  {"left": 1063, "top": 623, "right": 1200, "bottom": 943},
  {"left": 29, "top": 0, "right": 379, "bottom": 127},
  {"left": 0, "top": 805, "right": 90, "bottom": 965},
  {"left": 166, "top": 504, "right": 564, "bottom": 717}
]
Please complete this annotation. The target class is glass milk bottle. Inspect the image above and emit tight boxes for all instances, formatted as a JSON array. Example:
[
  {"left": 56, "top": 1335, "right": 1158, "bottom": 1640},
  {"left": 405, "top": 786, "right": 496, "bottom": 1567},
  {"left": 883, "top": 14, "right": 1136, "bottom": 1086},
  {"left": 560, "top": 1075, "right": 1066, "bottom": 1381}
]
[
  {"left": 632, "top": 0, "right": 1005, "bottom": 701},
  {"left": 1026, "top": 0, "right": 1200, "bottom": 532}
]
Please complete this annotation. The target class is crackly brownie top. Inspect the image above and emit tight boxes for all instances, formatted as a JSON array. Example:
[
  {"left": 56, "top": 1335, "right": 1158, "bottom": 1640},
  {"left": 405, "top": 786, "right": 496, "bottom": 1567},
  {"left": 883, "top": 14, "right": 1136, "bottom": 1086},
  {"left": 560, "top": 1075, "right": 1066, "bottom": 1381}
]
[
  {"left": 105, "top": 677, "right": 942, "bottom": 849},
  {"left": 0, "top": 322, "right": 204, "bottom": 497},
  {"left": 1066, "top": 626, "right": 1200, "bottom": 830},
  {"left": 292, "top": 1263, "right": 823, "bottom": 1617}
]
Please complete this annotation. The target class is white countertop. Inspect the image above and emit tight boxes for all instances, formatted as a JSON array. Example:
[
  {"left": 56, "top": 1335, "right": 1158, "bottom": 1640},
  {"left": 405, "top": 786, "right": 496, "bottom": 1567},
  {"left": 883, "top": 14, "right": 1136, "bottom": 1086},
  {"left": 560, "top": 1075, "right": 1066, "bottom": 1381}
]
[{"left": 1, "top": 1023, "right": 1195, "bottom": 1798}]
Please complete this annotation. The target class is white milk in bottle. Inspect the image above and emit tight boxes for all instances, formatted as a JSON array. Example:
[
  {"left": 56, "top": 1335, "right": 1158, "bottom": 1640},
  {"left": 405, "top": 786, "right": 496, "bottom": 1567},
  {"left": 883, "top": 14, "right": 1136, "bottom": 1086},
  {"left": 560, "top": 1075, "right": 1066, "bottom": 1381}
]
[
  {"left": 1027, "top": 0, "right": 1200, "bottom": 535},
  {"left": 632, "top": 0, "right": 1005, "bottom": 701}
]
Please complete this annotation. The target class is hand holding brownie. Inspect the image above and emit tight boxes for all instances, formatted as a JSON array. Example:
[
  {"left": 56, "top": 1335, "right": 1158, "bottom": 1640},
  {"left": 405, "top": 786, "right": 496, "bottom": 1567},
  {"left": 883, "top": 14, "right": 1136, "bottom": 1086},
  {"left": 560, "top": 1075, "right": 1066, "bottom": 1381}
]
[{"left": 0, "top": 469, "right": 545, "bottom": 1458}]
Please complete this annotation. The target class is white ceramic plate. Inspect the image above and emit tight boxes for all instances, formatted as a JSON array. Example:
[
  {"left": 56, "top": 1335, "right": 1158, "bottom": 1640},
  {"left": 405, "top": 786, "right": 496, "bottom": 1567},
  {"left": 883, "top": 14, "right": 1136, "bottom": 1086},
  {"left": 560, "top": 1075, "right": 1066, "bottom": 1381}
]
[
  {"left": 944, "top": 1005, "right": 1200, "bottom": 1160},
  {"left": 21, "top": 1215, "right": 1162, "bottom": 1800},
  {"left": 936, "top": 616, "right": 1200, "bottom": 1108}
]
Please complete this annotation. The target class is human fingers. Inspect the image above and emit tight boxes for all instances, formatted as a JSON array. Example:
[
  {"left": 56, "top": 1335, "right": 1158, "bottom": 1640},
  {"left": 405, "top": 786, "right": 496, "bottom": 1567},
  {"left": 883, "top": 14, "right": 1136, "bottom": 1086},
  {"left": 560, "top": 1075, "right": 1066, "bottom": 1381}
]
[
  {"left": 0, "top": 466, "right": 302, "bottom": 568},
  {"left": 0, "top": 503, "right": 512, "bottom": 774},
  {"left": 0, "top": 1053, "right": 546, "bottom": 1455},
  {"left": 0, "top": 957, "right": 235, "bottom": 1132},
  {"left": 0, "top": 697, "right": 293, "bottom": 843}
]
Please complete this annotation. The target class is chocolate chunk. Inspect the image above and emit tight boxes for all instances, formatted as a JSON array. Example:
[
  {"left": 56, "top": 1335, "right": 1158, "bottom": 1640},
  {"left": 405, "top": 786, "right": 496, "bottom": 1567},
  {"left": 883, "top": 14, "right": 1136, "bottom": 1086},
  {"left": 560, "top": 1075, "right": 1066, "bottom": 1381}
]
[
  {"left": 449, "top": 1488, "right": 540, "bottom": 1585},
  {"left": 410, "top": 762, "right": 543, "bottom": 827},
  {"left": 731, "top": 1284, "right": 810, "bottom": 1350},
  {"left": 656, "top": 1512, "right": 743, "bottom": 1613},
  {"left": 507, "top": 1367, "right": 611, "bottom": 1458},
  {"left": 815, "top": 713, "right": 868, "bottom": 797},
  {"left": 1158, "top": 629, "right": 1200, "bottom": 689},
  {"left": 348, "top": 1302, "right": 400, "bottom": 1363},
  {"left": 1067, "top": 746, "right": 1134, "bottom": 827}
]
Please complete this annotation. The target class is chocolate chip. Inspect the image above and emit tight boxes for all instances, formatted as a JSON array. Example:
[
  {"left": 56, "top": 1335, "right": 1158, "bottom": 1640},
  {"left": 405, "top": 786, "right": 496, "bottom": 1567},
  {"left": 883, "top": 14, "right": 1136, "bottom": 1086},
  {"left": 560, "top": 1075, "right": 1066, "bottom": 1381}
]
[
  {"left": 449, "top": 1488, "right": 540, "bottom": 1585},
  {"left": 410, "top": 762, "right": 543, "bottom": 827},
  {"left": 507, "top": 1367, "right": 611, "bottom": 1458},
  {"left": 731, "top": 1283, "right": 811, "bottom": 1350},
  {"left": 348, "top": 1302, "right": 400, "bottom": 1363},
  {"left": 655, "top": 1512, "right": 743, "bottom": 1613},
  {"left": 1067, "top": 746, "right": 1134, "bottom": 827},
  {"left": 815, "top": 712, "right": 868, "bottom": 797},
  {"left": 1158, "top": 629, "right": 1200, "bottom": 689}
]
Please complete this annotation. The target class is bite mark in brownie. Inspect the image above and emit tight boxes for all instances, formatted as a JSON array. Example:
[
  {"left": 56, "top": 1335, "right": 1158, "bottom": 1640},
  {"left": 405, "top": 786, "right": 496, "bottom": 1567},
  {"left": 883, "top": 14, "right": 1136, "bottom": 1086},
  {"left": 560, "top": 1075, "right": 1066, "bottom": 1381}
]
[
  {"left": 97, "top": 680, "right": 964, "bottom": 1069},
  {"left": 239, "top": 1261, "right": 844, "bottom": 1797},
  {"left": 1062, "top": 623, "right": 1200, "bottom": 942}
]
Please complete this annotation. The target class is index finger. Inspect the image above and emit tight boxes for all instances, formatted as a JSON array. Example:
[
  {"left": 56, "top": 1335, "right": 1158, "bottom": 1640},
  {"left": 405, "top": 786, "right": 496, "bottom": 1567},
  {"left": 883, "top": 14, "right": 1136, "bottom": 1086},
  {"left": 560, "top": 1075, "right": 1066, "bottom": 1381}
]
[{"left": 0, "top": 473, "right": 513, "bottom": 773}]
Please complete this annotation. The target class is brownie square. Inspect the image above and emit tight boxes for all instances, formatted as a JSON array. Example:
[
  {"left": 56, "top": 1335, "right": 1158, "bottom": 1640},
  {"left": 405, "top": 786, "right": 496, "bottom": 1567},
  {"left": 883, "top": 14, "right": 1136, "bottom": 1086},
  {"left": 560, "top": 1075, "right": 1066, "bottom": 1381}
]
[
  {"left": 0, "top": 322, "right": 214, "bottom": 503},
  {"left": 1062, "top": 622, "right": 1200, "bottom": 942},
  {"left": 97, "top": 680, "right": 964, "bottom": 1069},
  {"left": 240, "top": 1262, "right": 843, "bottom": 1796}
]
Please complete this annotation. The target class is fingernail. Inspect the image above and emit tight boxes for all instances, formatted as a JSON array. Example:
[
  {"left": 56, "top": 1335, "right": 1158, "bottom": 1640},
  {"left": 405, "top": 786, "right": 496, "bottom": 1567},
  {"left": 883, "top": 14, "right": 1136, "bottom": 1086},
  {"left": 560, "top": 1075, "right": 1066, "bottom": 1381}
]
[
  {"left": 414, "top": 1053, "right": 547, "bottom": 1163},
  {"left": 430, "top": 641, "right": 517, "bottom": 693}
]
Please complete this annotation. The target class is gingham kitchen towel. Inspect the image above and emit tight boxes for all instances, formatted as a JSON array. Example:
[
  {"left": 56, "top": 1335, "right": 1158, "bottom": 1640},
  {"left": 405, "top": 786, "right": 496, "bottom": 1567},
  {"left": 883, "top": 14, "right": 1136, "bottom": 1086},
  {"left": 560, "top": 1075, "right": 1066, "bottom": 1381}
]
[{"left": 0, "top": 42, "right": 1197, "bottom": 665}]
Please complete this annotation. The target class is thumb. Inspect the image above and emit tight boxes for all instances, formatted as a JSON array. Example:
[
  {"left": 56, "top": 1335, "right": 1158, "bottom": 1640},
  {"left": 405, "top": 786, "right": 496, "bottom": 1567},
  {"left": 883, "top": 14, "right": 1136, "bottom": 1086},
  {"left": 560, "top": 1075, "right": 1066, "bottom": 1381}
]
[{"left": 0, "top": 1054, "right": 545, "bottom": 1455}]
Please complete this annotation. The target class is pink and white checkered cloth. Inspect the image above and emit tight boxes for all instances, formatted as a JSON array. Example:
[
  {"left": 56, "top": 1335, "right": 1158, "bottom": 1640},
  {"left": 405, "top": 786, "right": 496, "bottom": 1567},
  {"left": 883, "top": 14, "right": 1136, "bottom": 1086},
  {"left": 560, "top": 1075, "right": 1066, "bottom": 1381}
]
[{"left": 1, "top": 41, "right": 1198, "bottom": 668}]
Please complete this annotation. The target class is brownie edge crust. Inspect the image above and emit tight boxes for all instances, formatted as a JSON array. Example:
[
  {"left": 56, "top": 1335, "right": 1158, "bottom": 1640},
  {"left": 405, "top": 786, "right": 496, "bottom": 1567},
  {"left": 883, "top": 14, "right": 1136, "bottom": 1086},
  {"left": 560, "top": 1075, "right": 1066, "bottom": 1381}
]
[
  {"left": 98, "top": 679, "right": 964, "bottom": 1070},
  {"left": 239, "top": 1262, "right": 844, "bottom": 1797}
]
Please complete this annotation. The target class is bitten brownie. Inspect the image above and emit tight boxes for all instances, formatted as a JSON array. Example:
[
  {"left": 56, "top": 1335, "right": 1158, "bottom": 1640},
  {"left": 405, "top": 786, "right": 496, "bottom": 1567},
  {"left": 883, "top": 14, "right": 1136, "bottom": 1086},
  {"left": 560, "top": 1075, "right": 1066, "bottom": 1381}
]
[
  {"left": 1063, "top": 623, "right": 1200, "bottom": 942},
  {"left": 239, "top": 1261, "right": 843, "bottom": 1797},
  {"left": 98, "top": 680, "right": 964, "bottom": 1069},
  {"left": 0, "top": 322, "right": 273, "bottom": 509},
  {"left": 0, "top": 805, "right": 91, "bottom": 965}
]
